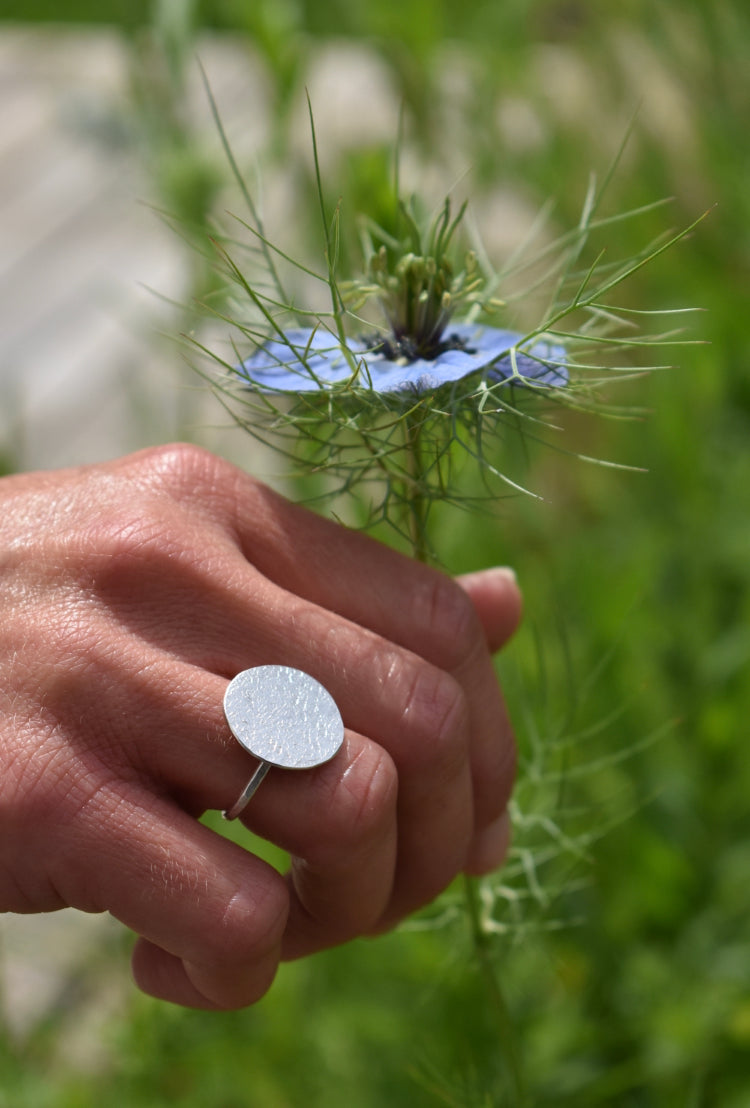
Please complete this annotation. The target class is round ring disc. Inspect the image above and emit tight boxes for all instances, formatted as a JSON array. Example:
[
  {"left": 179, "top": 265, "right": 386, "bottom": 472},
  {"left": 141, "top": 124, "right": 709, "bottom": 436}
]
[{"left": 223, "top": 665, "right": 344, "bottom": 770}]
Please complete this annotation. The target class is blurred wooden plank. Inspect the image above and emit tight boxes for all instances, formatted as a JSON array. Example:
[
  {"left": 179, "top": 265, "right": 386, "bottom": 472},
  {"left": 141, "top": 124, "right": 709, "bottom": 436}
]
[{"left": 0, "top": 25, "right": 273, "bottom": 471}]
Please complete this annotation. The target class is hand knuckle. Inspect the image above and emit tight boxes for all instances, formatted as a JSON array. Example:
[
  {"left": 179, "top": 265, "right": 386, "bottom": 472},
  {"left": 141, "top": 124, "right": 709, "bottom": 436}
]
[
  {"left": 127, "top": 443, "right": 227, "bottom": 493},
  {"left": 308, "top": 744, "right": 397, "bottom": 863},
  {"left": 338, "top": 744, "right": 397, "bottom": 847},
  {"left": 417, "top": 573, "right": 483, "bottom": 671},
  {"left": 126, "top": 445, "right": 263, "bottom": 543},
  {"left": 400, "top": 663, "right": 468, "bottom": 777},
  {"left": 219, "top": 882, "right": 288, "bottom": 962}
]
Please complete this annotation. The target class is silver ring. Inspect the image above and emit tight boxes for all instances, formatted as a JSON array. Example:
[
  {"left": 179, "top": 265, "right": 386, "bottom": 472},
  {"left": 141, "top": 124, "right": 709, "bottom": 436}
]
[{"left": 221, "top": 665, "right": 345, "bottom": 821}]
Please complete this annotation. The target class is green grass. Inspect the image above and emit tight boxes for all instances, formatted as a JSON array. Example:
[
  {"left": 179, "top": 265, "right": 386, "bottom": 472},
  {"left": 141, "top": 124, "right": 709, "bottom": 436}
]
[{"left": 2, "top": 1, "right": 749, "bottom": 1104}]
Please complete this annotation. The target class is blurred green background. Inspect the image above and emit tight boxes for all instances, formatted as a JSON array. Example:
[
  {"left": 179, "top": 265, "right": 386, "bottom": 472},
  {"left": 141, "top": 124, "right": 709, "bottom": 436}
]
[{"left": 1, "top": 0, "right": 748, "bottom": 1104}]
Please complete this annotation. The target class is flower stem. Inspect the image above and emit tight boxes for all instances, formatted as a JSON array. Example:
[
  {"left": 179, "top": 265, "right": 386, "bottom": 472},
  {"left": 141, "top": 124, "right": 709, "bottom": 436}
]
[
  {"left": 401, "top": 418, "right": 526, "bottom": 1105},
  {"left": 463, "top": 874, "right": 527, "bottom": 1105},
  {"left": 403, "top": 411, "right": 430, "bottom": 564}
]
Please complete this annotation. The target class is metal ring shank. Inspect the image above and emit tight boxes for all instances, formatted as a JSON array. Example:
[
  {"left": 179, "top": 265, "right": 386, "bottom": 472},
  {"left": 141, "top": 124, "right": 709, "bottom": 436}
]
[{"left": 222, "top": 762, "right": 271, "bottom": 821}]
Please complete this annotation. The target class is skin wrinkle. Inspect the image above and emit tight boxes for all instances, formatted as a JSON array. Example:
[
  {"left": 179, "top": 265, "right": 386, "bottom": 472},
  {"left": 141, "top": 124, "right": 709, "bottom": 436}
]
[
  {"left": 35, "top": 638, "right": 234, "bottom": 817},
  {"left": 76, "top": 543, "right": 249, "bottom": 673},
  {"left": 2, "top": 705, "right": 136, "bottom": 839},
  {"left": 16, "top": 529, "right": 245, "bottom": 797},
  {"left": 81, "top": 512, "right": 237, "bottom": 592},
  {"left": 338, "top": 735, "right": 392, "bottom": 799},
  {"left": 6, "top": 593, "right": 146, "bottom": 741},
  {"left": 142, "top": 676, "right": 240, "bottom": 797},
  {"left": 0, "top": 867, "right": 54, "bottom": 916},
  {"left": 135, "top": 443, "right": 225, "bottom": 500},
  {"left": 381, "top": 650, "right": 402, "bottom": 694}
]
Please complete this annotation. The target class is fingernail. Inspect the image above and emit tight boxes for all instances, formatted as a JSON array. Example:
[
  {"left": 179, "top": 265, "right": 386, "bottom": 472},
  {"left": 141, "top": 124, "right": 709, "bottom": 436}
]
[
  {"left": 461, "top": 565, "right": 518, "bottom": 590},
  {"left": 490, "top": 566, "right": 519, "bottom": 591}
]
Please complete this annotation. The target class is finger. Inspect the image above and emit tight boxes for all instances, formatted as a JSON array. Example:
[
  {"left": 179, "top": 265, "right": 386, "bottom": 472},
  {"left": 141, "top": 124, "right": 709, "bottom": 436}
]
[
  {"left": 265, "top": 734, "right": 399, "bottom": 958},
  {"left": 47, "top": 783, "right": 289, "bottom": 1010},
  {"left": 456, "top": 567, "right": 522, "bottom": 653}
]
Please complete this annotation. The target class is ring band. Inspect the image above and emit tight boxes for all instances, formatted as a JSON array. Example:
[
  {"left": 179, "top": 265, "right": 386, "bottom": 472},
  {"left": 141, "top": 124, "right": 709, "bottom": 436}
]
[
  {"left": 221, "top": 665, "right": 345, "bottom": 821},
  {"left": 223, "top": 762, "right": 271, "bottom": 821}
]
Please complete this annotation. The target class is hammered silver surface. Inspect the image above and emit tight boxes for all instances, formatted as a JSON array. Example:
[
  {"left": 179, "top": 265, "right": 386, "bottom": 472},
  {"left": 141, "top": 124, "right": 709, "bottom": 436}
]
[{"left": 223, "top": 666, "right": 344, "bottom": 769}]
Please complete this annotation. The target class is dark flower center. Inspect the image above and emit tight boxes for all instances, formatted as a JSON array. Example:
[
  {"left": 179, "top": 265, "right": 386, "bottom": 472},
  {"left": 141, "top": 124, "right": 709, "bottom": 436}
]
[{"left": 364, "top": 330, "right": 477, "bottom": 365}]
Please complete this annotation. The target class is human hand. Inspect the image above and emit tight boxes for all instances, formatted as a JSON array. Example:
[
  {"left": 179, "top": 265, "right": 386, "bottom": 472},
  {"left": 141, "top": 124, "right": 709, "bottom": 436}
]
[{"left": 0, "top": 445, "right": 521, "bottom": 1008}]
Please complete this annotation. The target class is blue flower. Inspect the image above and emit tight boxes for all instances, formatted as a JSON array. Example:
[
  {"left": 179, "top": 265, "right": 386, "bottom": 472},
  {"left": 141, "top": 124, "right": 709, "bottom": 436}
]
[{"left": 237, "top": 323, "right": 567, "bottom": 394}]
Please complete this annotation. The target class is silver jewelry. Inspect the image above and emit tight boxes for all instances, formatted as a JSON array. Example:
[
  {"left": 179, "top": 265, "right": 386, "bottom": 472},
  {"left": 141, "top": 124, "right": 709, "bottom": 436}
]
[{"left": 222, "top": 665, "right": 344, "bottom": 821}]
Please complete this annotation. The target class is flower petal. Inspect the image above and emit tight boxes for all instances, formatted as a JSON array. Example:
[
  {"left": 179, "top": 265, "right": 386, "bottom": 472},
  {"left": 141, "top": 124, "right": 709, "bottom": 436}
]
[
  {"left": 238, "top": 328, "right": 360, "bottom": 391},
  {"left": 237, "top": 323, "right": 567, "bottom": 395}
]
